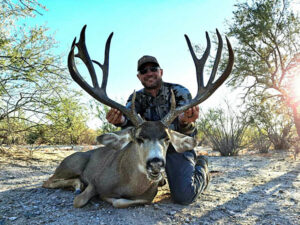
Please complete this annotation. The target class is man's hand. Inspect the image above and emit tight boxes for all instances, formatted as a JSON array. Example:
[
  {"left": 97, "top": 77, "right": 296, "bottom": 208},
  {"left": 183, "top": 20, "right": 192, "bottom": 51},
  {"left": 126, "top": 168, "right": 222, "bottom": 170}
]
[
  {"left": 178, "top": 105, "right": 199, "bottom": 125},
  {"left": 106, "top": 108, "right": 125, "bottom": 125}
]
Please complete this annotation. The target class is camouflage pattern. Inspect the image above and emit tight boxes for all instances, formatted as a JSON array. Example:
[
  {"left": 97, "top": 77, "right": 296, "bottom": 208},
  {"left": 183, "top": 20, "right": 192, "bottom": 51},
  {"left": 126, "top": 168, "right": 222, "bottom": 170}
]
[{"left": 121, "top": 82, "right": 196, "bottom": 136}]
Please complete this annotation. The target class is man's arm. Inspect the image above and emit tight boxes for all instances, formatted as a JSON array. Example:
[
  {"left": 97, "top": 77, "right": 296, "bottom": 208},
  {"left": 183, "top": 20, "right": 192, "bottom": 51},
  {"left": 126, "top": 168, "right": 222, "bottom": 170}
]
[{"left": 171, "top": 84, "right": 198, "bottom": 135}]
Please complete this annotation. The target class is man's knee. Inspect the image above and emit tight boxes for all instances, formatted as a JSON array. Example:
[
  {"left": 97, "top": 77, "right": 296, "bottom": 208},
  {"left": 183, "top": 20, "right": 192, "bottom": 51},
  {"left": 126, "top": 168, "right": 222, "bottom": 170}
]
[{"left": 171, "top": 185, "right": 198, "bottom": 205}]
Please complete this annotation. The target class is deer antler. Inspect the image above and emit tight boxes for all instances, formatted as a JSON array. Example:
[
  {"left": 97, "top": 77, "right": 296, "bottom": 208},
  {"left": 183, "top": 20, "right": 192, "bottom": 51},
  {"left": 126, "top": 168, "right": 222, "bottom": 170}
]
[
  {"left": 68, "top": 25, "right": 144, "bottom": 127},
  {"left": 161, "top": 29, "right": 234, "bottom": 127}
]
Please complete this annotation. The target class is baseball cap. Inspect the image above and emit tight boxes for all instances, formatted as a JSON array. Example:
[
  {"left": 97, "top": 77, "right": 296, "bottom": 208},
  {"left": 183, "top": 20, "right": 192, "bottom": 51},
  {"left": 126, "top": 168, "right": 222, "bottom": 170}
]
[{"left": 137, "top": 55, "right": 160, "bottom": 71}]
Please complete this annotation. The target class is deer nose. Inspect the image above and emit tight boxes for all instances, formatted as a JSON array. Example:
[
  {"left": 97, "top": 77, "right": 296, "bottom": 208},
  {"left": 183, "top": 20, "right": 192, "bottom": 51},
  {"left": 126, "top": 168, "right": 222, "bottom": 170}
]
[{"left": 146, "top": 157, "right": 165, "bottom": 171}]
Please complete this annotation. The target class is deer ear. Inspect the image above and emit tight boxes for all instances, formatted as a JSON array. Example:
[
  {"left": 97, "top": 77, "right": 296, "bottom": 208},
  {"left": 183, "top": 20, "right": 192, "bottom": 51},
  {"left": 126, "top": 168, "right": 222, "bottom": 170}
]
[
  {"left": 96, "top": 127, "right": 134, "bottom": 150},
  {"left": 167, "top": 129, "right": 198, "bottom": 153}
]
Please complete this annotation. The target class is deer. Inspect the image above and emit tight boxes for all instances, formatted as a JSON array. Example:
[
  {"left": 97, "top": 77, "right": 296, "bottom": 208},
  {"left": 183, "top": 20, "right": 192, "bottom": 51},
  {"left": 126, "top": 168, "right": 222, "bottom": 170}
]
[{"left": 42, "top": 25, "right": 234, "bottom": 208}]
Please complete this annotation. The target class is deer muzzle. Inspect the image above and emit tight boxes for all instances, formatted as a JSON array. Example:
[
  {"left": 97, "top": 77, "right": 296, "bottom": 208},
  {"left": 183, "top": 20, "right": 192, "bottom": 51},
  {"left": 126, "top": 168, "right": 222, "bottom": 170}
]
[{"left": 146, "top": 157, "right": 165, "bottom": 180}]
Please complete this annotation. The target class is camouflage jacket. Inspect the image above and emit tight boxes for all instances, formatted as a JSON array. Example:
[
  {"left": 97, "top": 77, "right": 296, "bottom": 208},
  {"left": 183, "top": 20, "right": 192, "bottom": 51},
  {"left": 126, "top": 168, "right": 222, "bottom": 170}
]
[{"left": 119, "top": 82, "right": 196, "bottom": 136}]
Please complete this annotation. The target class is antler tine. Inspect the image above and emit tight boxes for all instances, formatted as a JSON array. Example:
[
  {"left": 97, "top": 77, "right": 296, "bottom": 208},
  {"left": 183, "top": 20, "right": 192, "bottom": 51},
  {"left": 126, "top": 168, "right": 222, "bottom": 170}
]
[
  {"left": 92, "top": 32, "right": 113, "bottom": 93},
  {"left": 129, "top": 90, "right": 145, "bottom": 126},
  {"left": 206, "top": 29, "right": 223, "bottom": 86},
  {"left": 184, "top": 32, "right": 211, "bottom": 90},
  {"left": 213, "top": 36, "right": 234, "bottom": 88},
  {"left": 68, "top": 37, "right": 95, "bottom": 96},
  {"left": 68, "top": 25, "right": 144, "bottom": 127},
  {"left": 161, "top": 30, "right": 234, "bottom": 127},
  {"left": 75, "top": 25, "right": 99, "bottom": 88},
  {"left": 160, "top": 90, "right": 177, "bottom": 126}
]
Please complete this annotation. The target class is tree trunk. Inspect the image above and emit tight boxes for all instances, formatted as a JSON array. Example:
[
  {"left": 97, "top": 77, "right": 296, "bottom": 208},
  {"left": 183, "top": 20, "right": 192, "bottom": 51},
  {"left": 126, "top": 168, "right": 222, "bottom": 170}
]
[{"left": 291, "top": 104, "right": 300, "bottom": 139}]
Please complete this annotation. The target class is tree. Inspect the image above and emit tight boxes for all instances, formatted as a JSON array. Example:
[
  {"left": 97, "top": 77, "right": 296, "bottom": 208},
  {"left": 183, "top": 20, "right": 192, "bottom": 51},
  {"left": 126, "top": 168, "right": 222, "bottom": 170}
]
[
  {"left": 45, "top": 95, "right": 90, "bottom": 144},
  {"left": 226, "top": 0, "right": 300, "bottom": 138},
  {"left": 0, "top": 0, "right": 70, "bottom": 142},
  {"left": 0, "top": 0, "right": 46, "bottom": 18}
]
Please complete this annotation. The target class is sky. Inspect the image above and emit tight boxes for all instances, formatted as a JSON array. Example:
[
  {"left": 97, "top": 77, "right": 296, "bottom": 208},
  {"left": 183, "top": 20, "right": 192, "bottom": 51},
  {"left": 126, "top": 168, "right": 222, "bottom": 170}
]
[{"left": 27, "top": 0, "right": 238, "bottom": 107}]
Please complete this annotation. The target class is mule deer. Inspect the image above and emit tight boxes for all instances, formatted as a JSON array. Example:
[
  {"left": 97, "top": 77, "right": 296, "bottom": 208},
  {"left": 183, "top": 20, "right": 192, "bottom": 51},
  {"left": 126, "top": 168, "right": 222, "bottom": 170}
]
[{"left": 42, "top": 25, "right": 233, "bottom": 208}]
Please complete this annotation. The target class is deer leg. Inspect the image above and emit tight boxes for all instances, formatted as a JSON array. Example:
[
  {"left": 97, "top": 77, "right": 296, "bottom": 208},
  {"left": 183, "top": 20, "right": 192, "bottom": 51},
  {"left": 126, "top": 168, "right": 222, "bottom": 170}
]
[
  {"left": 73, "top": 184, "right": 96, "bottom": 208},
  {"left": 43, "top": 177, "right": 84, "bottom": 193},
  {"left": 104, "top": 197, "right": 149, "bottom": 208}
]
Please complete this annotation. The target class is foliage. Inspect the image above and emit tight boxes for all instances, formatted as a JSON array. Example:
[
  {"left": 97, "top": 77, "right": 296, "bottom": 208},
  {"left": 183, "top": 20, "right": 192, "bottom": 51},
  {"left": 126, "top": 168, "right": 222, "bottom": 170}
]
[
  {"left": 77, "top": 128, "right": 98, "bottom": 145},
  {"left": 0, "top": 113, "right": 29, "bottom": 144},
  {"left": 26, "top": 124, "right": 47, "bottom": 144},
  {"left": 0, "top": 0, "right": 46, "bottom": 19},
  {"left": 226, "top": 0, "right": 300, "bottom": 138},
  {"left": 197, "top": 104, "right": 249, "bottom": 156},
  {"left": 44, "top": 95, "right": 89, "bottom": 144},
  {"left": 251, "top": 129, "right": 272, "bottom": 153},
  {"left": 0, "top": 0, "right": 77, "bottom": 144},
  {"left": 23, "top": 94, "right": 98, "bottom": 145},
  {"left": 89, "top": 99, "right": 120, "bottom": 133},
  {"left": 247, "top": 97, "right": 295, "bottom": 150}
]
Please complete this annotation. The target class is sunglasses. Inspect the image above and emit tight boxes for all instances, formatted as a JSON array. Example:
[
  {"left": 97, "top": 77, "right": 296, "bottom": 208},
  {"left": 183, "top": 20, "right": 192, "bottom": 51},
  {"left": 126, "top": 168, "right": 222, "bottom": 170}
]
[{"left": 139, "top": 66, "right": 160, "bottom": 75}]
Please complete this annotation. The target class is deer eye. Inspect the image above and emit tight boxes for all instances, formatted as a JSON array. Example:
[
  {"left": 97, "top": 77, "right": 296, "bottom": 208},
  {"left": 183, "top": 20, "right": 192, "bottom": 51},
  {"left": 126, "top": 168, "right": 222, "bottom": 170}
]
[
  {"left": 136, "top": 137, "right": 144, "bottom": 144},
  {"left": 164, "top": 137, "right": 170, "bottom": 143}
]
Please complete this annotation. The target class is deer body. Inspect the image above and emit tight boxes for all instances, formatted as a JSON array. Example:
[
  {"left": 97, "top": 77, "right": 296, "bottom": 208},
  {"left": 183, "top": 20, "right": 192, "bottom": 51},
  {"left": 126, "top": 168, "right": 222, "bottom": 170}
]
[
  {"left": 43, "top": 122, "right": 197, "bottom": 208},
  {"left": 82, "top": 143, "right": 157, "bottom": 199},
  {"left": 78, "top": 145, "right": 158, "bottom": 207}
]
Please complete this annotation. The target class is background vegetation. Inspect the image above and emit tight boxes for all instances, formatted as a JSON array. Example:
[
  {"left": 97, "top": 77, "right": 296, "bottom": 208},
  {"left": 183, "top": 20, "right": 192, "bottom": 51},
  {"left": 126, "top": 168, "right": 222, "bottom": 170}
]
[
  {"left": 1, "top": 0, "right": 299, "bottom": 156},
  {"left": 196, "top": 0, "right": 300, "bottom": 156}
]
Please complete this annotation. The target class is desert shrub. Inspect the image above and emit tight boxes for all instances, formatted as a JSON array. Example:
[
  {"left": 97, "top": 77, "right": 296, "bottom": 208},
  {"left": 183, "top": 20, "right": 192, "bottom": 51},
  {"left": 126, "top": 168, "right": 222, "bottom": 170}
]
[
  {"left": 26, "top": 125, "right": 48, "bottom": 144},
  {"left": 268, "top": 124, "right": 292, "bottom": 150},
  {"left": 252, "top": 132, "right": 272, "bottom": 153},
  {"left": 0, "top": 118, "right": 28, "bottom": 144},
  {"left": 197, "top": 104, "right": 249, "bottom": 156},
  {"left": 247, "top": 100, "right": 295, "bottom": 151},
  {"left": 77, "top": 129, "right": 98, "bottom": 145}
]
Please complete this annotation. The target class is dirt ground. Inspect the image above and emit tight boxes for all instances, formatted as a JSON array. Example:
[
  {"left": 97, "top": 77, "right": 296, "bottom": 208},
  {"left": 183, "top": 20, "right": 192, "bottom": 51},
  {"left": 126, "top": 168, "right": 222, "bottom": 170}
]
[{"left": 0, "top": 146, "right": 299, "bottom": 225}]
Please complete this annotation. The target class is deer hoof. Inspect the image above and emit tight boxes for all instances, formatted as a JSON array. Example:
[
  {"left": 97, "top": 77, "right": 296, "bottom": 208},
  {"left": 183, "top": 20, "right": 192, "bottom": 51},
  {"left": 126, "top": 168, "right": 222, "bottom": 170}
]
[{"left": 74, "top": 189, "right": 81, "bottom": 195}]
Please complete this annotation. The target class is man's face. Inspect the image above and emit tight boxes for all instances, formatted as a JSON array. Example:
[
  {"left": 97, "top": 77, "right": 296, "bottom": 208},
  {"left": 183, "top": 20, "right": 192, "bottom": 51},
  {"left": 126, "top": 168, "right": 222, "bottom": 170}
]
[{"left": 137, "top": 63, "right": 163, "bottom": 90}]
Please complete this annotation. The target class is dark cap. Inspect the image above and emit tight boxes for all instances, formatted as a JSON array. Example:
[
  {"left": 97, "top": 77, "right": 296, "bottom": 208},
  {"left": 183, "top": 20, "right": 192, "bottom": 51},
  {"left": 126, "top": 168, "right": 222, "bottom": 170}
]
[{"left": 137, "top": 55, "right": 160, "bottom": 71}]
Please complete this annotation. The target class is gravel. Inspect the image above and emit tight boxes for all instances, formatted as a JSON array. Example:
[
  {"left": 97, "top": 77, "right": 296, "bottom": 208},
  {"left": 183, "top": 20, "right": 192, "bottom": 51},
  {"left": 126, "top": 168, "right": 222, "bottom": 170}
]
[{"left": 0, "top": 147, "right": 299, "bottom": 225}]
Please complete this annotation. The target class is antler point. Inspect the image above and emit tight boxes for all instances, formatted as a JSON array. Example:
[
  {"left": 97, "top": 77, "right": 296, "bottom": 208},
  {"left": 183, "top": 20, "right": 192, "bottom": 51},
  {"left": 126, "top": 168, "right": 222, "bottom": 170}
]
[{"left": 71, "top": 37, "right": 77, "bottom": 48}]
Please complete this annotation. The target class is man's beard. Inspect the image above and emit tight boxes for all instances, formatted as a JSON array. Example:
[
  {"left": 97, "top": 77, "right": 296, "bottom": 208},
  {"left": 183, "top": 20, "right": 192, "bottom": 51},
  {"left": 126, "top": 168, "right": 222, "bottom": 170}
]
[{"left": 141, "top": 77, "right": 163, "bottom": 90}]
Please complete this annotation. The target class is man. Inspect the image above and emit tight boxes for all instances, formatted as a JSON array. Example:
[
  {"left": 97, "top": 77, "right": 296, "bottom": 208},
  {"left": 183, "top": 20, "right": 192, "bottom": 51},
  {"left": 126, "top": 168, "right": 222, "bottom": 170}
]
[{"left": 106, "top": 55, "right": 210, "bottom": 205}]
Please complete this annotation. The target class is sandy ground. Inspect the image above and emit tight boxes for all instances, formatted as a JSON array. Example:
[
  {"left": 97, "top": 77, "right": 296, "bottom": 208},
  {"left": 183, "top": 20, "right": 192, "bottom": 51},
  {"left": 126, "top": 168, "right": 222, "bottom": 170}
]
[{"left": 0, "top": 146, "right": 299, "bottom": 225}]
